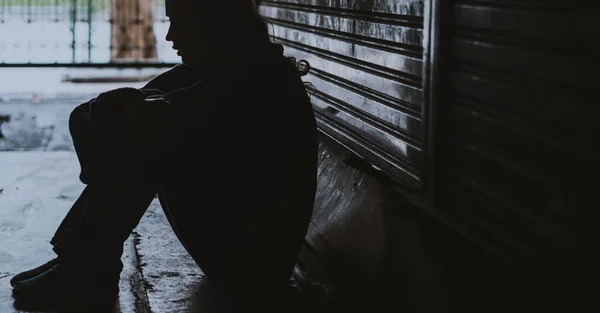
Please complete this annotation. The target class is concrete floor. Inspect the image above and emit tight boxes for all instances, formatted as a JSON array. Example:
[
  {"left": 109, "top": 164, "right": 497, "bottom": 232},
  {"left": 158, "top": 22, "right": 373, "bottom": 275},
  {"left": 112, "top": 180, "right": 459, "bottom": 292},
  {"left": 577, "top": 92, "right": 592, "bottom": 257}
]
[
  {"left": 0, "top": 151, "right": 328, "bottom": 313},
  {"left": 0, "top": 152, "right": 138, "bottom": 313}
]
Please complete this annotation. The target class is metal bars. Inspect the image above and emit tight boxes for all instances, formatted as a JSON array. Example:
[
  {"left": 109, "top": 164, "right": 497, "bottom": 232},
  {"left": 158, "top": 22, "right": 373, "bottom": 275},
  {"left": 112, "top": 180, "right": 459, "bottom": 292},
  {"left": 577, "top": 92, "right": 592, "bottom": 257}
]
[{"left": 0, "top": 0, "right": 177, "bottom": 66}]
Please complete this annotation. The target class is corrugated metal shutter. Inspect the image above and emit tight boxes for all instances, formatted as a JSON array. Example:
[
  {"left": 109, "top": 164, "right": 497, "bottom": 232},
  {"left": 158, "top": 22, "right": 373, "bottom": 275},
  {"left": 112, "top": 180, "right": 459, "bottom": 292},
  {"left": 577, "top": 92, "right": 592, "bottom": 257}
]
[
  {"left": 259, "top": 0, "right": 428, "bottom": 190},
  {"left": 436, "top": 1, "right": 598, "bottom": 280}
]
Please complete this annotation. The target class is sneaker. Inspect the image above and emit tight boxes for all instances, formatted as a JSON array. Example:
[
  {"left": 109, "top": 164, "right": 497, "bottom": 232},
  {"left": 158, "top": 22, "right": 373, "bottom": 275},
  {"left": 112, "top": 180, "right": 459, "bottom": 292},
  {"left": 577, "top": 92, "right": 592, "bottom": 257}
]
[
  {"left": 12, "top": 262, "right": 120, "bottom": 311},
  {"left": 9, "top": 257, "right": 59, "bottom": 287}
]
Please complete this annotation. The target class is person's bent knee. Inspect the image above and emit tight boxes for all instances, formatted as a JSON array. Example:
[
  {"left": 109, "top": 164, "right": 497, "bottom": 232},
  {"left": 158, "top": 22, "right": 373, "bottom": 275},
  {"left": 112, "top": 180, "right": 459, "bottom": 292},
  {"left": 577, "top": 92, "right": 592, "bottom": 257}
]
[{"left": 69, "top": 101, "right": 93, "bottom": 135}]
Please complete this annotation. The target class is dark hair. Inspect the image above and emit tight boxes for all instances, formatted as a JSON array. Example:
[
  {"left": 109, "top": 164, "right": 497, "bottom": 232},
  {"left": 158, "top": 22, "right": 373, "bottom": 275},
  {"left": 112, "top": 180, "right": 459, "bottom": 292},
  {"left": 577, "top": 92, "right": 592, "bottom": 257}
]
[
  {"left": 180, "top": 0, "right": 314, "bottom": 97},
  {"left": 191, "top": 0, "right": 270, "bottom": 47},
  {"left": 249, "top": 1, "right": 314, "bottom": 94},
  {"left": 194, "top": 1, "right": 311, "bottom": 80}
]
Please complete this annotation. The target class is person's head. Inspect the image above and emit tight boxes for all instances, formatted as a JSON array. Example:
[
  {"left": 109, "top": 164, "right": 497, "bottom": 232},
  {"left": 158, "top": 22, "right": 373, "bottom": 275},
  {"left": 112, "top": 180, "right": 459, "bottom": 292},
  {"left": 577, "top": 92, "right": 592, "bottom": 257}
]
[{"left": 165, "top": 0, "right": 270, "bottom": 67}]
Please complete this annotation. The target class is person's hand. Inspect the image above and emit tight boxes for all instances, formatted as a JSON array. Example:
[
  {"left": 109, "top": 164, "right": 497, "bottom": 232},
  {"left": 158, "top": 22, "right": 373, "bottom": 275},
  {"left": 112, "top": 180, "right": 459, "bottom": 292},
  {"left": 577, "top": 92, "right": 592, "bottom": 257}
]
[
  {"left": 90, "top": 87, "right": 146, "bottom": 122},
  {"left": 139, "top": 88, "right": 165, "bottom": 98},
  {"left": 123, "top": 88, "right": 166, "bottom": 121},
  {"left": 124, "top": 97, "right": 174, "bottom": 138}
]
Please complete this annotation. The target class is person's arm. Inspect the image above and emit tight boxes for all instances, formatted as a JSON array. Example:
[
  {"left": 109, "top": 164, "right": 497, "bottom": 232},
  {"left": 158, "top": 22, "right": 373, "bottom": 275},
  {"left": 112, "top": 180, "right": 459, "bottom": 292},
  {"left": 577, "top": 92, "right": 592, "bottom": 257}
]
[
  {"left": 123, "top": 80, "right": 215, "bottom": 149},
  {"left": 142, "top": 64, "right": 201, "bottom": 93},
  {"left": 124, "top": 64, "right": 202, "bottom": 134}
]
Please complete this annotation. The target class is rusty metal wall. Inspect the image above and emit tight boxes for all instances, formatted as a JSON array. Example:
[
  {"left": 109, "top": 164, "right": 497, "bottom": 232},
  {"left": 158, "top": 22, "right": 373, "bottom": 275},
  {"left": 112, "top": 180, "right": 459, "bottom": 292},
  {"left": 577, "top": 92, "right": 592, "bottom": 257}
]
[
  {"left": 259, "top": 0, "right": 428, "bottom": 190},
  {"left": 435, "top": 0, "right": 597, "bottom": 281}
]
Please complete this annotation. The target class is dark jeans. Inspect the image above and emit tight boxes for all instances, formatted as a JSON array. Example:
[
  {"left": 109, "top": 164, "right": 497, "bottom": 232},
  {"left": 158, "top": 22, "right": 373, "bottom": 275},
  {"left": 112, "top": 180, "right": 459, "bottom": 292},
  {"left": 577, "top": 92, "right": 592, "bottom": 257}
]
[
  {"left": 49, "top": 100, "right": 304, "bottom": 298},
  {"left": 49, "top": 99, "right": 162, "bottom": 273}
]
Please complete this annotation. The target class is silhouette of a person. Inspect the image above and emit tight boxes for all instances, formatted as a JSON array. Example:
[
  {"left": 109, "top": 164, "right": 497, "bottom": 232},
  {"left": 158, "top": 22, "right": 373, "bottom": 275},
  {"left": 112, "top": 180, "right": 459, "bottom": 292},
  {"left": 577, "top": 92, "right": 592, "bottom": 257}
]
[{"left": 11, "top": 0, "right": 317, "bottom": 310}]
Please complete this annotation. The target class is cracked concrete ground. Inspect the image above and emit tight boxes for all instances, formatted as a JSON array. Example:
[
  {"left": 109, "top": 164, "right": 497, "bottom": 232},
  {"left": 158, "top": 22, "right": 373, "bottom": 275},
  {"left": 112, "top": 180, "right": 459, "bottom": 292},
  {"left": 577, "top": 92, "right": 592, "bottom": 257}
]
[
  {"left": 0, "top": 152, "right": 142, "bottom": 313},
  {"left": 0, "top": 152, "right": 228, "bottom": 313}
]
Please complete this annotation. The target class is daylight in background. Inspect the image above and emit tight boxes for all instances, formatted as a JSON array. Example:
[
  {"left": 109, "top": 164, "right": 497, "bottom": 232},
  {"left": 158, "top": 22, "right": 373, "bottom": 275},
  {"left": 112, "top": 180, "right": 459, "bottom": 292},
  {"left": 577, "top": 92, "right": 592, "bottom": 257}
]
[
  {"left": 0, "top": 0, "right": 177, "bottom": 151},
  {"left": 0, "top": 0, "right": 175, "bottom": 63}
]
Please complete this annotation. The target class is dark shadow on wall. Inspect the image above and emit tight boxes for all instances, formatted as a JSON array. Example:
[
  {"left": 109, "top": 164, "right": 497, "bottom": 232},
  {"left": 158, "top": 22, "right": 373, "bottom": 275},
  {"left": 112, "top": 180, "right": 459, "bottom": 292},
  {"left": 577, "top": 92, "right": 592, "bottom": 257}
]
[{"left": 294, "top": 132, "right": 570, "bottom": 313}]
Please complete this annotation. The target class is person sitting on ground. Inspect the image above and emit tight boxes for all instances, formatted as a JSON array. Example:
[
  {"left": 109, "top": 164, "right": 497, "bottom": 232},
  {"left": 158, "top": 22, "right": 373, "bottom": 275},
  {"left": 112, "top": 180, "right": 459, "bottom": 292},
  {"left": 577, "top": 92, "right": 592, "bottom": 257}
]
[{"left": 10, "top": 0, "right": 318, "bottom": 310}]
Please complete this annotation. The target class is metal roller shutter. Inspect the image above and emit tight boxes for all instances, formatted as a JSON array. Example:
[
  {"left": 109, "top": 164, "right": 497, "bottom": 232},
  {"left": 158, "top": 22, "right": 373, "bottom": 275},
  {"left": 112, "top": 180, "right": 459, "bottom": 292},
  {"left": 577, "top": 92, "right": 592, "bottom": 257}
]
[
  {"left": 436, "top": 0, "right": 597, "bottom": 280},
  {"left": 259, "top": 0, "right": 429, "bottom": 190}
]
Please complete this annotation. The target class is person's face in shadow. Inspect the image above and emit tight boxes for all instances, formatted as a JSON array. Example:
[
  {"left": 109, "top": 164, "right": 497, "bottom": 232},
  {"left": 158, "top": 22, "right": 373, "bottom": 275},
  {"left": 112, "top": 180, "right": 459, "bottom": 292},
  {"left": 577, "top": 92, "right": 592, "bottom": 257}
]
[{"left": 165, "top": 0, "right": 207, "bottom": 67}]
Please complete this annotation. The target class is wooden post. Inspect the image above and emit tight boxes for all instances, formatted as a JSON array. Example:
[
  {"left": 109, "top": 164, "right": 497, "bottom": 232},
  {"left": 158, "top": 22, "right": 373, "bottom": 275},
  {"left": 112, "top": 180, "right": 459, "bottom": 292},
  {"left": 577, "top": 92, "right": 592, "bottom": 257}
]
[{"left": 110, "top": 0, "right": 158, "bottom": 62}]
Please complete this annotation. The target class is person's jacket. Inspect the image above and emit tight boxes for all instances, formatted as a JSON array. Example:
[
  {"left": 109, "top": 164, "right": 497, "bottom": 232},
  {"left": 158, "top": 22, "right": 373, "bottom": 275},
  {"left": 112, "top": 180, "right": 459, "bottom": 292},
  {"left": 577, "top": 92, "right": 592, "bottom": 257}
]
[{"left": 126, "top": 42, "right": 319, "bottom": 280}]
